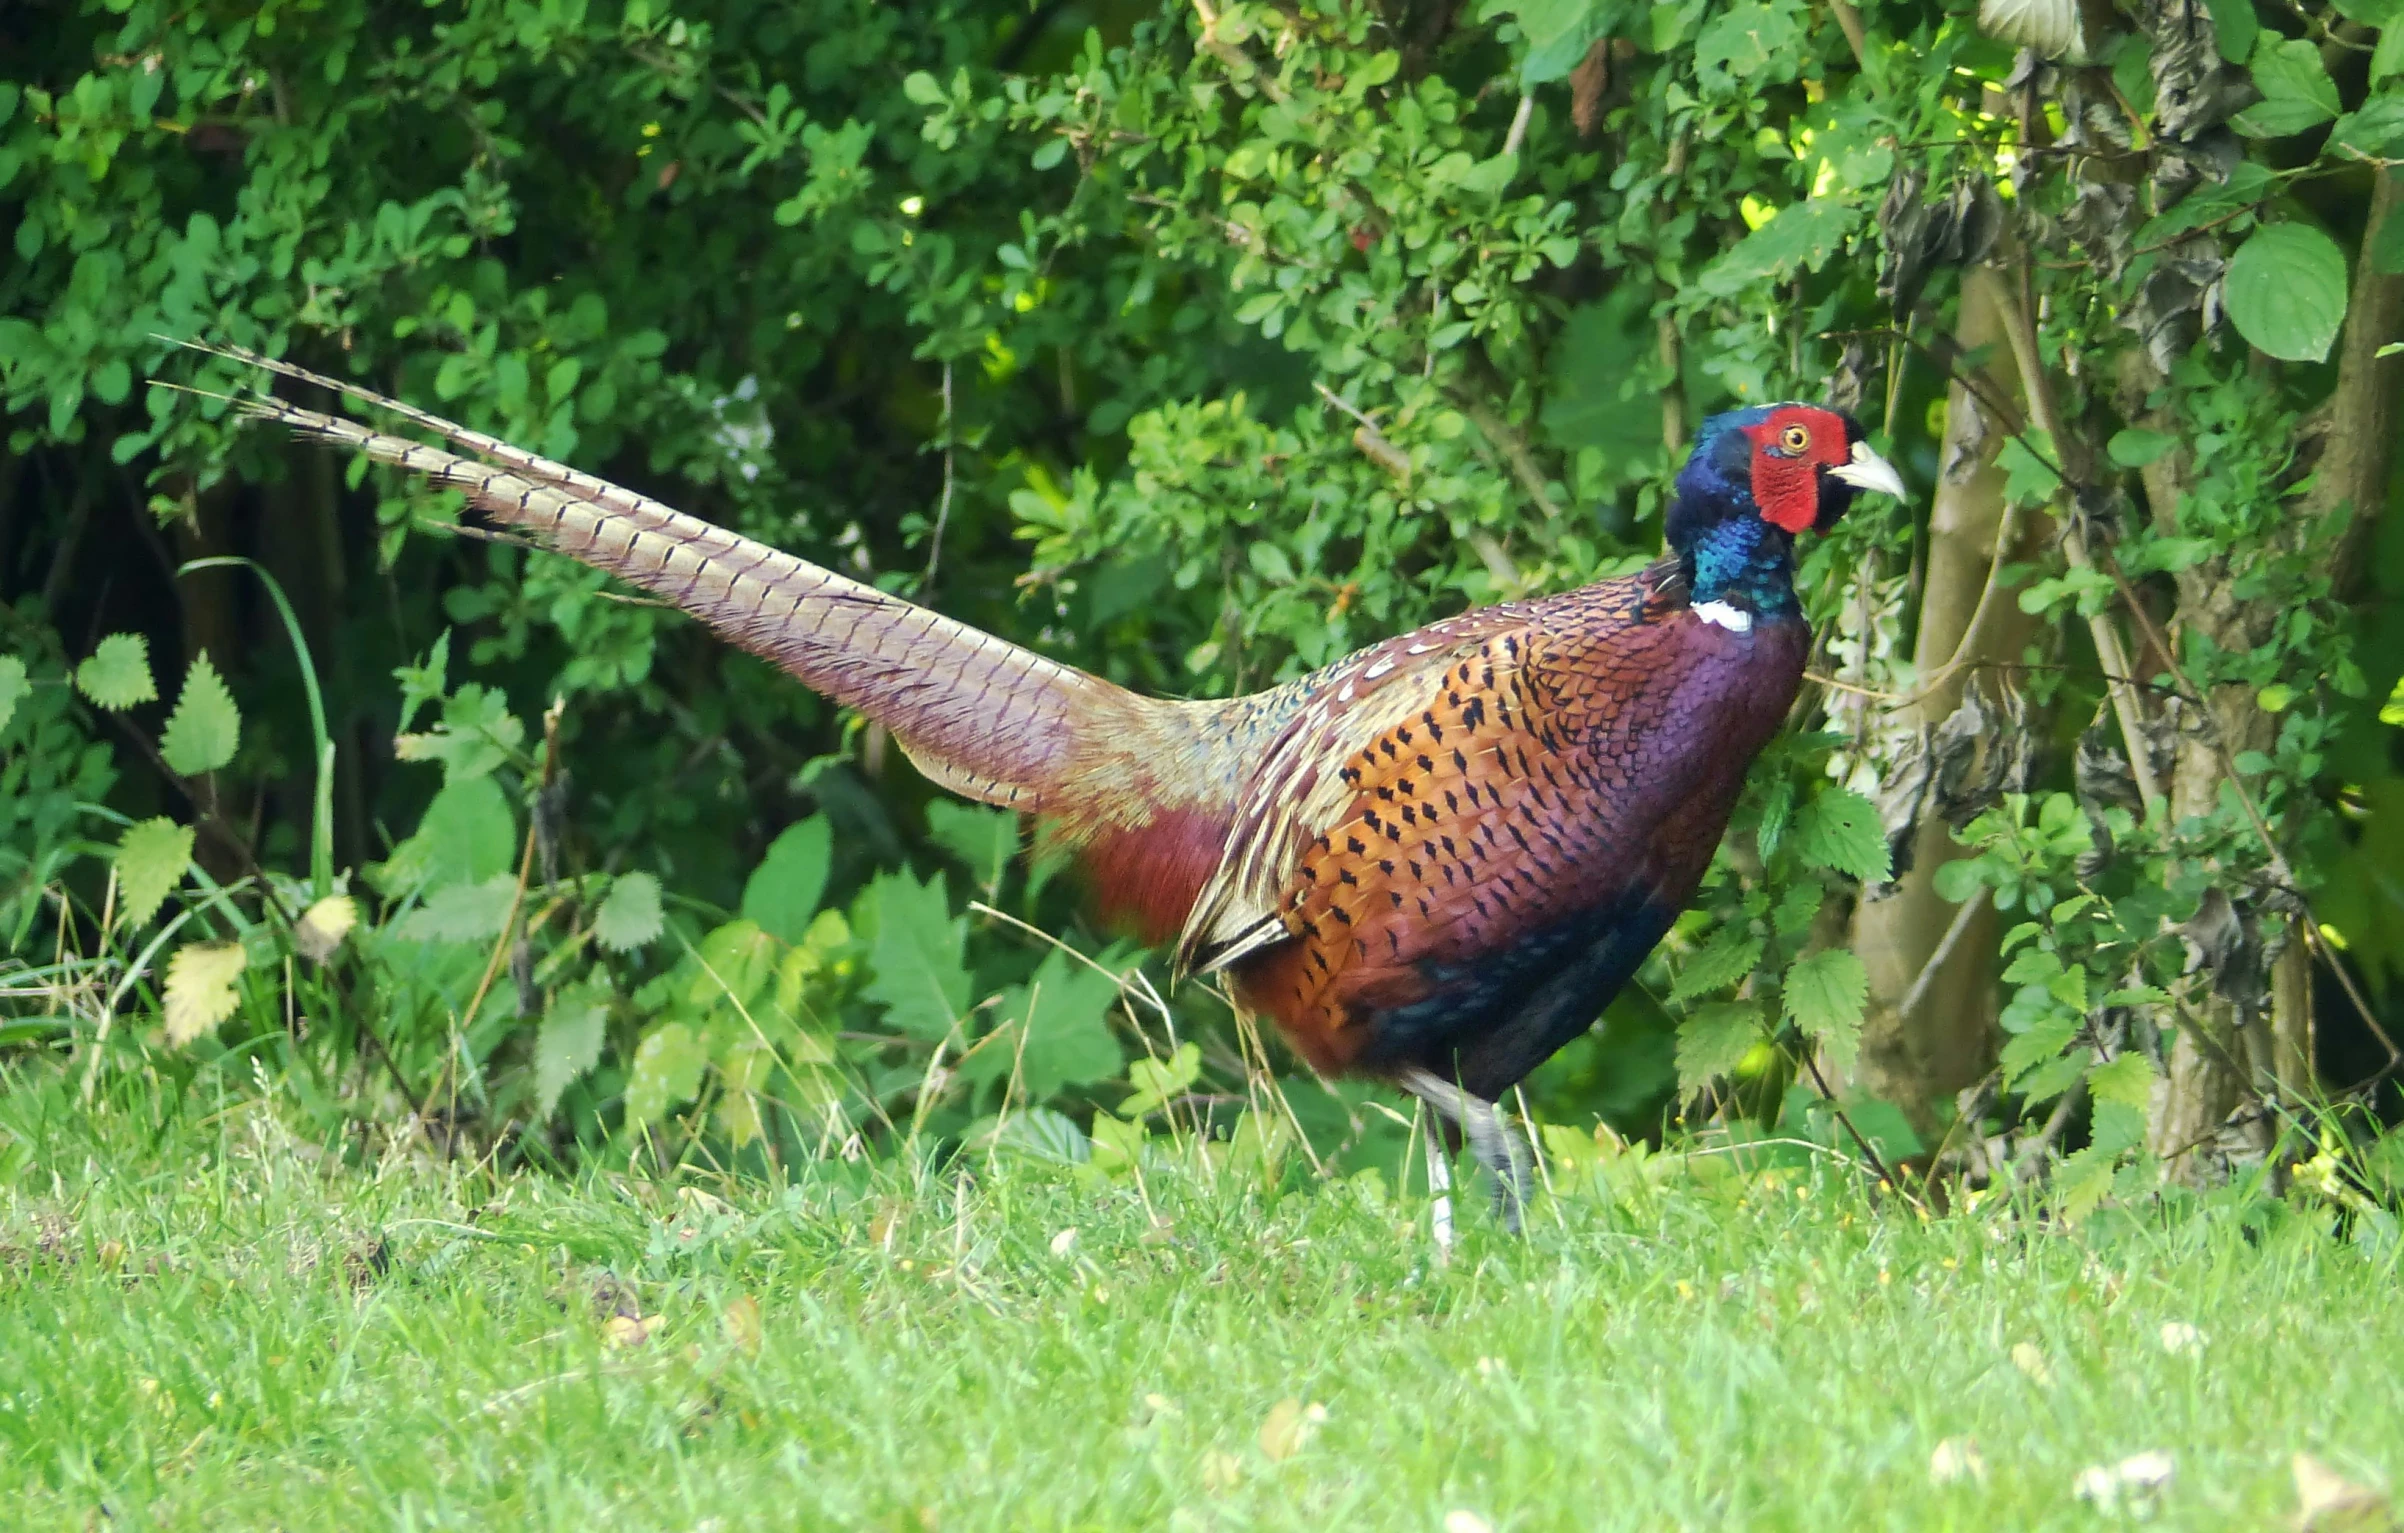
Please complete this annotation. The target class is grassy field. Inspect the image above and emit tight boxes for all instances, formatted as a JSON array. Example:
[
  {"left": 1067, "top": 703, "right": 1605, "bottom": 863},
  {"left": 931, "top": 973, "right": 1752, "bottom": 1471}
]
[{"left": 0, "top": 1079, "right": 2396, "bottom": 1531}]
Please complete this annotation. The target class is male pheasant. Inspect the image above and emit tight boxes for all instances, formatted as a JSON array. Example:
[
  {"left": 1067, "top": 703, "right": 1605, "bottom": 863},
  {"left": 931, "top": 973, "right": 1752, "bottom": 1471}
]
[{"left": 207, "top": 346, "right": 1904, "bottom": 1232}]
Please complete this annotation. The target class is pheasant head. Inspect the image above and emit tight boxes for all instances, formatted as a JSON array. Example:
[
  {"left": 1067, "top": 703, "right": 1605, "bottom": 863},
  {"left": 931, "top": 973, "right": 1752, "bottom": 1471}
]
[{"left": 1666, "top": 403, "right": 1905, "bottom": 616}]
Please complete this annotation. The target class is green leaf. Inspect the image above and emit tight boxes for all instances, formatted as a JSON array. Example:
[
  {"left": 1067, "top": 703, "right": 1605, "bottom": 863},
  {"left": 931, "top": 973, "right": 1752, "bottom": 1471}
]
[
  {"left": 1540, "top": 288, "right": 1669, "bottom": 486},
  {"left": 964, "top": 949, "right": 1125, "bottom": 1103},
  {"left": 2107, "top": 428, "right": 2177, "bottom": 468},
  {"left": 535, "top": 983, "right": 610, "bottom": 1117},
  {"left": 1696, "top": 198, "right": 1859, "bottom": 297},
  {"left": 1503, "top": 0, "right": 1626, "bottom": 86},
  {"left": 2086, "top": 1050, "right": 2158, "bottom": 1113},
  {"left": 163, "top": 941, "right": 246, "bottom": 1047},
  {"left": 862, "top": 870, "right": 970, "bottom": 1041},
  {"left": 75, "top": 633, "right": 155, "bottom": 710},
  {"left": 385, "top": 775, "right": 514, "bottom": 891},
  {"left": 2225, "top": 222, "right": 2349, "bottom": 363},
  {"left": 1676, "top": 1001, "right": 1765, "bottom": 1096},
  {"left": 114, "top": 816, "right": 194, "bottom": 930},
  {"left": 1694, "top": 2, "right": 1805, "bottom": 95},
  {"left": 741, "top": 818, "right": 831, "bottom": 944},
  {"left": 924, "top": 802, "right": 1016, "bottom": 894},
  {"left": 901, "top": 71, "right": 946, "bottom": 106},
  {"left": 400, "top": 874, "right": 518, "bottom": 943},
  {"left": 1782, "top": 949, "right": 1868, "bottom": 1073},
  {"left": 2333, "top": 92, "right": 2404, "bottom": 159},
  {"left": 2377, "top": 21, "right": 2404, "bottom": 85},
  {"left": 624, "top": 1021, "right": 709, "bottom": 1127},
  {"left": 983, "top": 1106, "right": 1091, "bottom": 1164},
  {"left": 2203, "top": 0, "right": 2257, "bottom": 61},
  {"left": 1791, "top": 788, "right": 1891, "bottom": 883},
  {"left": 595, "top": 871, "right": 665, "bottom": 953},
  {"left": 1996, "top": 433, "right": 2063, "bottom": 506},
  {"left": 687, "top": 919, "right": 779, "bottom": 1014},
  {"left": 0, "top": 655, "right": 26, "bottom": 735},
  {"left": 1671, "top": 929, "right": 1763, "bottom": 1003},
  {"left": 2233, "top": 38, "right": 2339, "bottom": 137},
  {"left": 160, "top": 652, "right": 240, "bottom": 776}
]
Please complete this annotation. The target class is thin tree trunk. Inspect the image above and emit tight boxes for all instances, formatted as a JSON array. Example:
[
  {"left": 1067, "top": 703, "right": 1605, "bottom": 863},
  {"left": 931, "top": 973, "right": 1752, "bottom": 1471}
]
[
  {"left": 2139, "top": 167, "right": 2400, "bottom": 1179},
  {"left": 1847, "top": 268, "right": 2046, "bottom": 1134}
]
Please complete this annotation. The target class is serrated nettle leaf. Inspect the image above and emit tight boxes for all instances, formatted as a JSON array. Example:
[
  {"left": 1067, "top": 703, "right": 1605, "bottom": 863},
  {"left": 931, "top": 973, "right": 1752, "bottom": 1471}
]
[
  {"left": 594, "top": 871, "right": 664, "bottom": 953},
  {"left": 160, "top": 651, "right": 241, "bottom": 776},
  {"left": 1676, "top": 1001, "right": 1765, "bottom": 1096},
  {"left": 1782, "top": 949, "right": 1867, "bottom": 1073},
  {"left": 292, "top": 894, "right": 357, "bottom": 963},
  {"left": 2224, "top": 222, "right": 2349, "bottom": 362},
  {"left": 163, "top": 941, "right": 246, "bottom": 1046},
  {"left": 2086, "top": 1050, "right": 2157, "bottom": 1112},
  {"left": 2046, "top": 965, "right": 2088, "bottom": 1011},
  {"left": 2025, "top": 1047, "right": 2099, "bottom": 1108},
  {"left": 1792, "top": 788, "right": 1891, "bottom": 883},
  {"left": 1670, "top": 929, "right": 1763, "bottom": 1002},
  {"left": 535, "top": 984, "right": 611, "bottom": 1117},
  {"left": 741, "top": 817, "right": 831, "bottom": 945},
  {"left": 2002, "top": 945, "right": 2065, "bottom": 985},
  {"left": 0, "top": 654, "right": 26, "bottom": 734},
  {"left": 75, "top": 633, "right": 156, "bottom": 710},
  {"left": 1771, "top": 879, "right": 1823, "bottom": 939},
  {"left": 2000, "top": 1010, "right": 2079, "bottom": 1082},
  {"left": 114, "top": 816, "right": 194, "bottom": 930}
]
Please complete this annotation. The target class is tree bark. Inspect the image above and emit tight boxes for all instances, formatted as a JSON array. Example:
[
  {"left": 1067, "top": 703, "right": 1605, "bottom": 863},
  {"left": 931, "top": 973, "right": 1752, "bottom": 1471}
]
[
  {"left": 1846, "top": 268, "right": 2047, "bottom": 1135},
  {"left": 2138, "top": 168, "right": 2401, "bottom": 1180}
]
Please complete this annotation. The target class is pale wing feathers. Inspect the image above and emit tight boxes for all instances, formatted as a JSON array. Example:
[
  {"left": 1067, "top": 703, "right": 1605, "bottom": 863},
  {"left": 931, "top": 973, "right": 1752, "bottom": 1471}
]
[
  {"left": 1176, "top": 612, "right": 1530, "bottom": 974},
  {"left": 217, "top": 355, "right": 1212, "bottom": 824}
]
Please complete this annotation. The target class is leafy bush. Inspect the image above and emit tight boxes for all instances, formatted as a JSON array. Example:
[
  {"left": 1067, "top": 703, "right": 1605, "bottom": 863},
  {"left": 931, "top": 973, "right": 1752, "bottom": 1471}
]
[{"left": 4, "top": 0, "right": 2404, "bottom": 1208}]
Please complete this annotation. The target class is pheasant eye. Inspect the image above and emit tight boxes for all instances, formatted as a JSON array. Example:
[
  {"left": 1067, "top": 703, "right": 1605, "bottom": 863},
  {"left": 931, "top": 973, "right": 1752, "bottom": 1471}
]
[{"left": 1779, "top": 424, "right": 1810, "bottom": 454}]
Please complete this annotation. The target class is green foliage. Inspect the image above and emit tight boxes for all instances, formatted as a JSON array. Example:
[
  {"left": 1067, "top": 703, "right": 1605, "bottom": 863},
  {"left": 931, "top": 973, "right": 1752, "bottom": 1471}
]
[
  {"left": 594, "top": 872, "right": 665, "bottom": 954},
  {"left": 2225, "top": 223, "right": 2351, "bottom": 362},
  {"left": 2, "top": 0, "right": 2400, "bottom": 1201},
  {"left": 73, "top": 635, "right": 153, "bottom": 712},
  {"left": 740, "top": 819, "right": 831, "bottom": 944},
  {"left": 158, "top": 652, "right": 239, "bottom": 777},
  {"left": 111, "top": 816, "right": 192, "bottom": 931}
]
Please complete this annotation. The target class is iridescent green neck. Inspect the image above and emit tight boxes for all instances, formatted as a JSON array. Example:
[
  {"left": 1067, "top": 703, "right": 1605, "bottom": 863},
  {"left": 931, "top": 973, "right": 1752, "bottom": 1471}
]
[{"left": 1682, "top": 517, "right": 1798, "bottom": 615}]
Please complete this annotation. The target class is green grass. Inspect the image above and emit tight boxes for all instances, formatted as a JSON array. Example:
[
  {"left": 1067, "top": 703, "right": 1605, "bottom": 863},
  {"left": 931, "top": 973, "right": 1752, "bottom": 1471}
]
[{"left": 0, "top": 1080, "right": 2396, "bottom": 1531}]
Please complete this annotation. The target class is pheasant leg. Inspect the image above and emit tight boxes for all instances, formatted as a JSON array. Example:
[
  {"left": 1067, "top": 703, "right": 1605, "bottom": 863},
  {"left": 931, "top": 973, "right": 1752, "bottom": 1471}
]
[{"left": 1400, "top": 1068, "right": 1533, "bottom": 1236}]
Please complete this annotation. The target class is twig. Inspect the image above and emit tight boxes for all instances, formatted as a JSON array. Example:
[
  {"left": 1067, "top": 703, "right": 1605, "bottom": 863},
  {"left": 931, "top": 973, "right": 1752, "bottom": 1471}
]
[
  {"left": 1797, "top": 1046, "right": 1923, "bottom": 1210},
  {"left": 1830, "top": 1, "right": 1872, "bottom": 73},
  {"left": 1897, "top": 886, "right": 1989, "bottom": 1022},
  {"left": 455, "top": 701, "right": 562, "bottom": 1048},
  {"left": 923, "top": 361, "right": 955, "bottom": 586},
  {"left": 1992, "top": 255, "right": 2165, "bottom": 814},
  {"left": 1502, "top": 93, "right": 1533, "bottom": 157}
]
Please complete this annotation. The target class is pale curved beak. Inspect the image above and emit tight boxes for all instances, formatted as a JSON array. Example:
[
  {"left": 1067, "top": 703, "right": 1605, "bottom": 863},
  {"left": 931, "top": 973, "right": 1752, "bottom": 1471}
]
[{"left": 1829, "top": 441, "right": 1908, "bottom": 500}]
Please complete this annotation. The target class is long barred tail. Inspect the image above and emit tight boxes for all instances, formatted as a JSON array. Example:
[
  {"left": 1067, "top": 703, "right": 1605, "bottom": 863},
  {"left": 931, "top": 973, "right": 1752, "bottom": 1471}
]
[{"left": 202, "top": 344, "right": 1175, "bottom": 822}]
